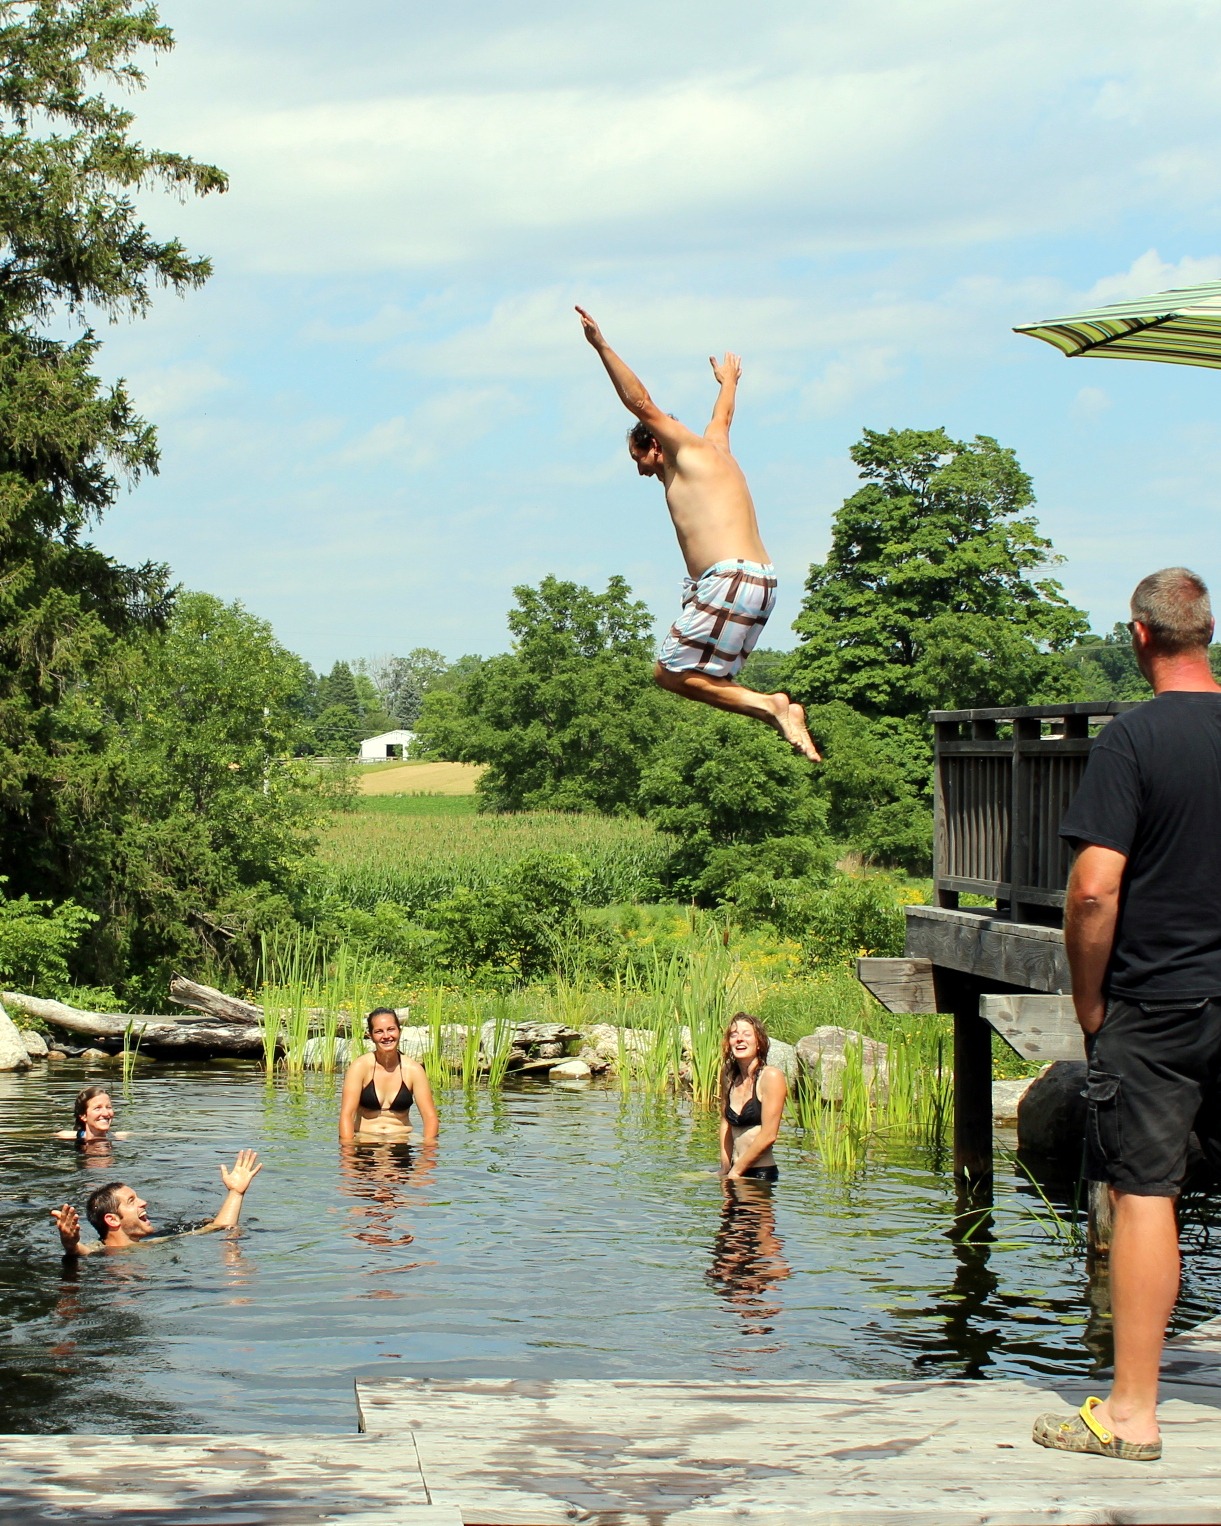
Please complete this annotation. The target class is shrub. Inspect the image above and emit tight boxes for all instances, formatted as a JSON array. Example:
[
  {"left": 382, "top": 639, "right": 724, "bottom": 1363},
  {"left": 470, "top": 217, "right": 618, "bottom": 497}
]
[
  {"left": 800, "top": 875, "right": 909, "bottom": 967},
  {"left": 0, "top": 883, "right": 97, "bottom": 995}
]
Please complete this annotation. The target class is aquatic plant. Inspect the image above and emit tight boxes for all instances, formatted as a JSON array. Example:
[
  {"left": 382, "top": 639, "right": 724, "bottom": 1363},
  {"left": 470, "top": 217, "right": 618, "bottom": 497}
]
[{"left": 120, "top": 1016, "right": 143, "bottom": 1085}]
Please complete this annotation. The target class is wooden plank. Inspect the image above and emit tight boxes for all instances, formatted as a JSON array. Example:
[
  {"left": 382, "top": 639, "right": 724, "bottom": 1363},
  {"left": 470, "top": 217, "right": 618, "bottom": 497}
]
[
  {"left": 356, "top": 1374, "right": 1221, "bottom": 1524},
  {"left": 979, "top": 994, "right": 1083, "bottom": 1064},
  {"left": 930, "top": 702, "right": 1133, "bottom": 722},
  {"left": 0, "top": 1432, "right": 441, "bottom": 1524},
  {"left": 855, "top": 957, "right": 937, "bottom": 1014},
  {"left": 904, "top": 905, "right": 1070, "bottom": 994}
]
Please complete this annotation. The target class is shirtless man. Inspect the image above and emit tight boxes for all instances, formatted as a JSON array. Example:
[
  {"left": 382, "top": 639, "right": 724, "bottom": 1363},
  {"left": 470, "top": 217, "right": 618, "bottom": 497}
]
[
  {"left": 50, "top": 1149, "right": 262, "bottom": 1255},
  {"left": 576, "top": 307, "right": 819, "bottom": 760}
]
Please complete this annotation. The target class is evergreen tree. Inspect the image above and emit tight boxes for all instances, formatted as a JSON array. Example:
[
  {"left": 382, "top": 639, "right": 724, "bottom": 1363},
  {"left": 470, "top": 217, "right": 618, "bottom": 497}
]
[
  {"left": 0, "top": 2, "right": 226, "bottom": 907},
  {"left": 314, "top": 661, "right": 364, "bottom": 753}
]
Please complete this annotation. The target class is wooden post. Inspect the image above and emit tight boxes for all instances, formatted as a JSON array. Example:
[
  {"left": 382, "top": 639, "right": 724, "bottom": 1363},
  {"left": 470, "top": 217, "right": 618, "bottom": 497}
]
[
  {"left": 935, "top": 969, "right": 993, "bottom": 1193},
  {"left": 1088, "top": 1180, "right": 1114, "bottom": 1261}
]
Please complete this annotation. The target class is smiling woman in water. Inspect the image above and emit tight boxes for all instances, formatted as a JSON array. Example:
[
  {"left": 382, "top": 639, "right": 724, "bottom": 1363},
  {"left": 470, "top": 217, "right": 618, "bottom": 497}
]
[
  {"left": 55, "top": 1087, "right": 130, "bottom": 1144},
  {"left": 339, "top": 1008, "right": 439, "bottom": 1144},
  {"left": 720, "top": 1013, "right": 787, "bottom": 1184}
]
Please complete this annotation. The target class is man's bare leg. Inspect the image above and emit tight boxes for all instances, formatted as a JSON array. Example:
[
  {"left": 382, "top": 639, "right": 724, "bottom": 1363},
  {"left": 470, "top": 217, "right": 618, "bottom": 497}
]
[
  {"left": 1090, "top": 1191, "right": 1179, "bottom": 1446},
  {"left": 654, "top": 662, "right": 821, "bottom": 761}
]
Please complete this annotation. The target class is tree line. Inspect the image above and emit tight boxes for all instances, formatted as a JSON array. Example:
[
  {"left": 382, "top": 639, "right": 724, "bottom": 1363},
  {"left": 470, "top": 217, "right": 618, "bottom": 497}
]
[{"left": 0, "top": 2, "right": 1175, "bottom": 1005}]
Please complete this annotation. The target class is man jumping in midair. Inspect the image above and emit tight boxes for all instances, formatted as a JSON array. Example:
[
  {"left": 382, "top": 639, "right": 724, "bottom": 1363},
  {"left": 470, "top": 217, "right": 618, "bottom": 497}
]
[{"left": 577, "top": 308, "right": 819, "bottom": 761}]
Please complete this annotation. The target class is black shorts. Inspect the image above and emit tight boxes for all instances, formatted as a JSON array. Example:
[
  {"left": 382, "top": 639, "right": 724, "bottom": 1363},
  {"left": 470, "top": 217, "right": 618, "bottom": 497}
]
[
  {"left": 1085, "top": 995, "right": 1221, "bottom": 1197},
  {"left": 737, "top": 1165, "right": 779, "bottom": 1183}
]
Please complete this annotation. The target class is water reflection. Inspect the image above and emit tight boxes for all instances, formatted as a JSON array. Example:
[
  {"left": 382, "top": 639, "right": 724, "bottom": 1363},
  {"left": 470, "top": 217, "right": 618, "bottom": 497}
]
[
  {"left": 337, "top": 1141, "right": 436, "bottom": 1289},
  {"left": 706, "top": 1179, "right": 790, "bottom": 1345}
]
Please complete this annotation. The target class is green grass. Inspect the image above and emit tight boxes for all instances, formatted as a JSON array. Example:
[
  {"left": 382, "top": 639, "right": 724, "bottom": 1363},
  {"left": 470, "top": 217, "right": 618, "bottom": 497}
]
[{"left": 352, "top": 794, "right": 480, "bottom": 817}]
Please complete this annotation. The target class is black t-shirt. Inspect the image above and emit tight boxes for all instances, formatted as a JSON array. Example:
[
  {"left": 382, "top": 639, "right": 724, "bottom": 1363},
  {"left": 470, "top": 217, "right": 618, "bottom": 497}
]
[{"left": 1059, "top": 691, "right": 1221, "bottom": 999}]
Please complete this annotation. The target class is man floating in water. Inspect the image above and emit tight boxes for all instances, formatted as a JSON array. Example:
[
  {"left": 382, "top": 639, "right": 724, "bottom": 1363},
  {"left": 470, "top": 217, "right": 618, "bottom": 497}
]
[
  {"left": 576, "top": 308, "right": 819, "bottom": 761},
  {"left": 50, "top": 1149, "right": 262, "bottom": 1256}
]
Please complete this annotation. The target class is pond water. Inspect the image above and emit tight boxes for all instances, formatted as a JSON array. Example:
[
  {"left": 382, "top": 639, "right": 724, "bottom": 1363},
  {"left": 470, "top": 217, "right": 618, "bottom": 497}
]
[{"left": 3, "top": 1062, "right": 1220, "bottom": 1435}]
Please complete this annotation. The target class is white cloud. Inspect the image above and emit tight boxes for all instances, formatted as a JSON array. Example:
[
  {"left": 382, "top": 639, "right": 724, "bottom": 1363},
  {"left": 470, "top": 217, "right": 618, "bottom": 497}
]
[
  {"left": 1085, "top": 250, "right": 1221, "bottom": 306},
  {"left": 336, "top": 386, "right": 526, "bottom": 469},
  {"left": 126, "top": 361, "right": 232, "bottom": 418},
  {"left": 1070, "top": 386, "right": 1112, "bottom": 421},
  {"left": 802, "top": 347, "right": 902, "bottom": 416}
]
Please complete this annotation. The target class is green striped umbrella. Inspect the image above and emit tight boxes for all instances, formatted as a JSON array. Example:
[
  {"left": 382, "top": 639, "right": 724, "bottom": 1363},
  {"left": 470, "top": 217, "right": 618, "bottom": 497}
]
[{"left": 1015, "top": 280, "right": 1221, "bottom": 371}]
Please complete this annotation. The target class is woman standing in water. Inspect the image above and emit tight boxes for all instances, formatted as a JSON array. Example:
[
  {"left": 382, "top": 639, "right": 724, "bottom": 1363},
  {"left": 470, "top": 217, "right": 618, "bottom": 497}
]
[
  {"left": 55, "top": 1087, "right": 129, "bottom": 1144},
  {"left": 720, "top": 1013, "right": 786, "bottom": 1182},
  {"left": 339, "top": 1009, "right": 439, "bottom": 1144}
]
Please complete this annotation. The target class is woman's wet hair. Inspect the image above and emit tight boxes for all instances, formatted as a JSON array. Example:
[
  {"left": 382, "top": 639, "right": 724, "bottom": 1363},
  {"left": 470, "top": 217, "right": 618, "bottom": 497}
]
[
  {"left": 74, "top": 1085, "right": 111, "bottom": 1128},
  {"left": 720, "top": 1012, "right": 770, "bottom": 1102},
  {"left": 365, "top": 1007, "right": 401, "bottom": 1036}
]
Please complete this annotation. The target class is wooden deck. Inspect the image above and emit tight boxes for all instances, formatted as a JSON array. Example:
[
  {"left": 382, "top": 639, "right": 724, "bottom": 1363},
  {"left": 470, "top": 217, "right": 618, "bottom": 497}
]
[{"left": 3, "top": 1320, "right": 1221, "bottom": 1524}]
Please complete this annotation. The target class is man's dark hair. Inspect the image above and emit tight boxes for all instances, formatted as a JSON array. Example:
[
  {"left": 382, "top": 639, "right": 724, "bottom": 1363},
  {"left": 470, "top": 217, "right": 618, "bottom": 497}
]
[
  {"left": 627, "top": 421, "right": 656, "bottom": 454},
  {"left": 1131, "top": 567, "right": 1213, "bottom": 654},
  {"left": 86, "top": 1182, "right": 126, "bottom": 1239}
]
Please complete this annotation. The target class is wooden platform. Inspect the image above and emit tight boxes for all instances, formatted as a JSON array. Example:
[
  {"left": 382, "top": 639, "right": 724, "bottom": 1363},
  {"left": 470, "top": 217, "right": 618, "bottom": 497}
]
[{"left": 4, "top": 1323, "right": 1221, "bottom": 1523}]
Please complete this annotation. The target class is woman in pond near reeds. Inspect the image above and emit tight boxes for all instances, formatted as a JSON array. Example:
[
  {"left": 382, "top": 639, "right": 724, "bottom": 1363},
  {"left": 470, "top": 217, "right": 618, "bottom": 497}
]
[
  {"left": 339, "top": 1008, "right": 439, "bottom": 1144},
  {"left": 720, "top": 1013, "right": 786, "bottom": 1183},
  {"left": 55, "top": 1087, "right": 129, "bottom": 1145}
]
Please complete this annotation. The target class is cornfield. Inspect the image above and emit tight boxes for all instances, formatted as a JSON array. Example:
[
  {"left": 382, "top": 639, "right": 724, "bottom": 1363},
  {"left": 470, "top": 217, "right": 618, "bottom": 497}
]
[{"left": 316, "top": 801, "right": 673, "bottom": 910}]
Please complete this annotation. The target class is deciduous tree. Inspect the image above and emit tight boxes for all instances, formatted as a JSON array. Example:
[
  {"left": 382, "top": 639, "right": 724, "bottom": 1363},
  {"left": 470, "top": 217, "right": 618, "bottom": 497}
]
[
  {"left": 788, "top": 428, "right": 1089, "bottom": 720},
  {"left": 414, "top": 575, "right": 667, "bottom": 813}
]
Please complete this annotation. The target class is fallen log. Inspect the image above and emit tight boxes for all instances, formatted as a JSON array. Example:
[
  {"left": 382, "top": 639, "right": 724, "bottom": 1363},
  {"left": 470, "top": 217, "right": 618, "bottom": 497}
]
[
  {"left": 169, "top": 975, "right": 263, "bottom": 1025},
  {"left": 1, "top": 991, "right": 270, "bottom": 1058}
]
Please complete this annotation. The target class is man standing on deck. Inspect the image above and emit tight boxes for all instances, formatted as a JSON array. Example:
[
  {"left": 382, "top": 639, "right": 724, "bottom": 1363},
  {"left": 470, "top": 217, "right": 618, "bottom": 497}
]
[
  {"left": 1033, "top": 567, "right": 1221, "bottom": 1462},
  {"left": 576, "top": 307, "right": 820, "bottom": 762}
]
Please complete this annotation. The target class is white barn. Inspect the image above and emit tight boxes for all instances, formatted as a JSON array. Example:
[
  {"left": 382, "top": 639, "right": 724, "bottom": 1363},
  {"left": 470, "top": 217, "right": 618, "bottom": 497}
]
[{"left": 359, "top": 729, "right": 415, "bottom": 762}]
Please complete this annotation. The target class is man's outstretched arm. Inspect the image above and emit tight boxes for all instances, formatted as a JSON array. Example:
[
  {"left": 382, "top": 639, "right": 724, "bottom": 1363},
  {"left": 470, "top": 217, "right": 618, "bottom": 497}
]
[
  {"left": 202, "top": 1149, "right": 263, "bottom": 1233},
  {"left": 705, "top": 352, "right": 740, "bottom": 449},
  {"left": 575, "top": 307, "right": 692, "bottom": 451}
]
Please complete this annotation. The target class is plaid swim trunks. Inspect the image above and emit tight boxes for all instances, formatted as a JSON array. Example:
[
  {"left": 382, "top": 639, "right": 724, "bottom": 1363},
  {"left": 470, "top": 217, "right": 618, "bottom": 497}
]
[{"left": 657, "top": 559, "right": 777, "bottom": 678}]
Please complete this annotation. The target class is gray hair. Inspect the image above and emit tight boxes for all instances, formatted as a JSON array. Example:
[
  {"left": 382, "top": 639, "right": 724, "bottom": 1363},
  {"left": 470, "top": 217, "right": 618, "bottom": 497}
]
[{"left": 1130, "top": 567, "right": 1213, "bottom": 654}]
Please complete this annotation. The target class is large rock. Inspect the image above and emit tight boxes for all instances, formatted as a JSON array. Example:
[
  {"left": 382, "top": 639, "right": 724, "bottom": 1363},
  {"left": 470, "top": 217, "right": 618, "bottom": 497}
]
[
  {"left": 992, "top": 1077, "right": 1036, "bottom": 1126},
  {"left": 766, "top": 1039, "right": 798, "bottom": 1085},
  {"left": 1017, "top": 1061, "right": 1087, "bottom": 1158},
  {"left": 0, "top": 1002, "right": 31, "bottom": 1071},
  {"left": 20, "top": 1029, "right": 49, "bottom": 1060},
  {"left": 79, "top": 1047, "right": 113, "bottom": 1064},
  {"left": 581, "top": 1024, "right": 654, "bottom": 1067},
  {"left": 796, "top": 1026, "right": 888, "bottom": 1102},
  {"left": 301, "top": 1035, "right": 352, "bottom": 1069},
  {"left": 549, "top": 1058, "right": 592, "bottom": 1081}
]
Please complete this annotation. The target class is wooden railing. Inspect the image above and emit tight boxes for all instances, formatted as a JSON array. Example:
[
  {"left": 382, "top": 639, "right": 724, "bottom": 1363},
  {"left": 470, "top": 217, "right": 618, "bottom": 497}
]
[{"left": 931, "top": 702, "right": 1135, "bottom": 923}]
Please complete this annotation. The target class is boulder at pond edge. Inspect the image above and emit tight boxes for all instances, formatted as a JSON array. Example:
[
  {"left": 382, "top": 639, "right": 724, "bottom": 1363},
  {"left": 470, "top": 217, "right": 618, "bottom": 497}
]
[
  {"left": 796, "top": 1027, "right": 888, "bottom": 1102},
  {"left": 1017, "top": 1061, "right": 1087, "bottom": 1158},
  {"left": 0, "top": 1002, "right": 32, "bottom": 1071}
]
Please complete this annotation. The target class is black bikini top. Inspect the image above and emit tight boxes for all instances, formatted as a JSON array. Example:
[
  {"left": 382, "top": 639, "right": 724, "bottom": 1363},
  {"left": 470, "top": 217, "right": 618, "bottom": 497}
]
[
  {"left": 725, "top": 1071, "right": 763, "bottom": 1129},
  {"left": 359, "top": 1062, "right": 413, "bottom": 1114}
]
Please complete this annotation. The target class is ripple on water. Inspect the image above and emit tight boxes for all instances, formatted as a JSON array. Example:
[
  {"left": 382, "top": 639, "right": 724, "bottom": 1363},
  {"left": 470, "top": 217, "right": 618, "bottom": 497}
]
[{"left": 1, "top": 1062, "right": 1217, "bottom": 1433}]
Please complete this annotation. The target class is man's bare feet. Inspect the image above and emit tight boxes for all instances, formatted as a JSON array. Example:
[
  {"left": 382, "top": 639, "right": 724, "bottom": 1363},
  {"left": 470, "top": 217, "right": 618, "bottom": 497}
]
[{"left": 769, "top": 694, "right": 821, "bottom": 762}]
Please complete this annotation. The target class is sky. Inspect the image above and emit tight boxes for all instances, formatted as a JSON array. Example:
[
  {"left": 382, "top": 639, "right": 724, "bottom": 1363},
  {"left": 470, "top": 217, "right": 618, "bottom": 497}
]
[{"left": 84, "top": 0, "right": 1221, "bottom": 670}]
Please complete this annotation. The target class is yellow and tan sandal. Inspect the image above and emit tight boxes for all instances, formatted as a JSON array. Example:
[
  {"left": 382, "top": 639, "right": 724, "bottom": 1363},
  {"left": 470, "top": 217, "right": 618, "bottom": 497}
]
[{"left": 1032, "top": 1396, "right": 1161, "bottom": 1461}]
